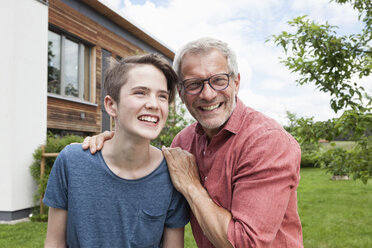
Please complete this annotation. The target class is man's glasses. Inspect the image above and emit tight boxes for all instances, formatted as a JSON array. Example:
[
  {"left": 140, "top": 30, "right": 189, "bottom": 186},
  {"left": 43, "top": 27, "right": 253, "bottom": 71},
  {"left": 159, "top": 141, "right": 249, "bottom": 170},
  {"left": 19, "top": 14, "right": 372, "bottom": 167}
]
[{"left": 182, "top": 73, "right": 231, "bottom": 95}]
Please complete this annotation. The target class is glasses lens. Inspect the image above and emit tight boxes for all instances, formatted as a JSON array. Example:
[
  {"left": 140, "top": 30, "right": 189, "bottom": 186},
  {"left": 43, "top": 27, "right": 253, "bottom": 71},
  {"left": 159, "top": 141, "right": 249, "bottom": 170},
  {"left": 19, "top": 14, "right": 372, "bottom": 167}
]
[
  {"left": 183, "top": 73, "right": 230, "bottom": 94},
  {"left": 184, "top": 79, "right": 203, "bottom": 94},
  {"left": 210, "top": 74, "right": 229, "bottom": 90}
]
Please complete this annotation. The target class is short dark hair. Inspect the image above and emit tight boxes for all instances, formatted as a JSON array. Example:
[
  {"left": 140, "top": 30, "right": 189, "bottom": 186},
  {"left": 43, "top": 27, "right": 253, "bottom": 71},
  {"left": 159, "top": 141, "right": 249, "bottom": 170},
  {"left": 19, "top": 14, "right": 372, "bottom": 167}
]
[{"left": 104, "top": 53, "right": 178, "bottom": 103}]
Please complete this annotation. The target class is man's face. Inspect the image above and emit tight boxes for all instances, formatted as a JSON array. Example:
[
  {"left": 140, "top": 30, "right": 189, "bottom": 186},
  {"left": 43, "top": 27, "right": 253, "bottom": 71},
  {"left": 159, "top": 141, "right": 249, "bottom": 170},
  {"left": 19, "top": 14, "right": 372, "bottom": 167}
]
[{"left": 179, "top": 49, "right": 240, "bottom": 138}]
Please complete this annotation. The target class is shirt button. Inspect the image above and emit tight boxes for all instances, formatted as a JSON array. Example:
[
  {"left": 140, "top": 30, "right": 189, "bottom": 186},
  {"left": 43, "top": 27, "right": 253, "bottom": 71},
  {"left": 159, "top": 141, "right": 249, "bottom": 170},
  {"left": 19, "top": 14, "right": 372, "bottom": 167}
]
[
  {"left": 205, "top": 176, "right": 208, "bottom": 181},
  {"left": 203, "top": 151, "right": 206, "bottom": 155}
]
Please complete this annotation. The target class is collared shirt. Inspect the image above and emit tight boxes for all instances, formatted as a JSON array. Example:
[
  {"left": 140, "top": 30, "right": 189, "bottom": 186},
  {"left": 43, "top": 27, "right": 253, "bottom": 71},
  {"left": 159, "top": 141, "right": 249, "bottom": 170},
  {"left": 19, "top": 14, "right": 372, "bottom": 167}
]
[{"left": 172, "top": 98, "right": 303, "bottom": 247}]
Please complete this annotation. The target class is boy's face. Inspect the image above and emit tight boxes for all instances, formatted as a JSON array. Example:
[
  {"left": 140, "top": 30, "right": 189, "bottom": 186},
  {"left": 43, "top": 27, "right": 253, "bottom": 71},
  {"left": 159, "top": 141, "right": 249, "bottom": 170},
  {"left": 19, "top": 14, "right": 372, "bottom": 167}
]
[{"left": 114, "top": 64, "right": 169, "bottom": 141}]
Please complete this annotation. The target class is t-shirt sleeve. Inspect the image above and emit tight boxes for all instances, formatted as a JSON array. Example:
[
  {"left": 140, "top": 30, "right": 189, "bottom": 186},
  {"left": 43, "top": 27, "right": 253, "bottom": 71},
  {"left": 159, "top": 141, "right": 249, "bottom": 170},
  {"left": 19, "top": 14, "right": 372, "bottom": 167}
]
[
  {"left": 164, "top": 189, "right": 190, "bottom": 228},
  {"left": 43, "top": 147, "right": 69, "bottom": 210}
]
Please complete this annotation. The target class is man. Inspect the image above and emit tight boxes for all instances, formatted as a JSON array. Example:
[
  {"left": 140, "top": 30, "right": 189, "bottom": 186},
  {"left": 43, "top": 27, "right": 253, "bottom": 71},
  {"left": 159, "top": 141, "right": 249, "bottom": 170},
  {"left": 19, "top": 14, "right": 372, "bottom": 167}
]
[{"left": 84, "top": 37, "right": 303, "bottom": 247}]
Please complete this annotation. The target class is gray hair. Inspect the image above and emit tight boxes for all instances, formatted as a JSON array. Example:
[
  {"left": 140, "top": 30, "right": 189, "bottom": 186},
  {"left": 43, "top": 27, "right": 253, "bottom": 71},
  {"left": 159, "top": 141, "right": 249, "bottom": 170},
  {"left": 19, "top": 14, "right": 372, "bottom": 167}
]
[{"left": 173, "top": 37, "right": 239, "bottom": 81}]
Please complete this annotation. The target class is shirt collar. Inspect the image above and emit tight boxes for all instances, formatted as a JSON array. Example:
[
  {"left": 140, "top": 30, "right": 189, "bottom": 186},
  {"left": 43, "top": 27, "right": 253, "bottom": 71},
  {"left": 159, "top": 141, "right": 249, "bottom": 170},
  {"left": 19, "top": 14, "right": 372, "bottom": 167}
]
[{"left": 194, "top": 97, "right": 245, "bottom": 136}]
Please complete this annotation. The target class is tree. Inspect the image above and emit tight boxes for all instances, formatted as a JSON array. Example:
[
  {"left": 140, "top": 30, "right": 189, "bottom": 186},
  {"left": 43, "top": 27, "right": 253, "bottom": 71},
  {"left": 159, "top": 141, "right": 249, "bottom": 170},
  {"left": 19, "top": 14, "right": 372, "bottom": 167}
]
[
  {"left": 151, "top": 103, "right": 192, "bottom": 148},
  {"left": 272, "top": 0, "right": 371, "bottom": 113},
  {"left": 271, "top": 0, "right": 372, "bottom": 183}
]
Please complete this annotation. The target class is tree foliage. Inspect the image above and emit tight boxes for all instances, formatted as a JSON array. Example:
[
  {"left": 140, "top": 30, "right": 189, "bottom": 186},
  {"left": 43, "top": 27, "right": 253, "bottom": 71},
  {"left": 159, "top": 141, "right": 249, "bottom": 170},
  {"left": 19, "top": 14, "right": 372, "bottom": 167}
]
[
  {"left": 272, "top": 0, "right": 371, "bottom": 182},
  {"left": 271, "top": 0, "right": 371, "bottom": 113},
  {"left": 286, "top": 110, "right": 371, "bottom": 182},
  {"left": 151, "top": 104, "right": 192, "bottom": 148}
]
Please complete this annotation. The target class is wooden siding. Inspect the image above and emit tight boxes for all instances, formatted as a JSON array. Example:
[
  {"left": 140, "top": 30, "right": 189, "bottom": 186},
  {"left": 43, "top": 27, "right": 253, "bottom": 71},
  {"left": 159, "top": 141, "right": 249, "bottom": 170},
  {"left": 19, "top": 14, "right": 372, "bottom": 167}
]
[
  {"left": 47, "top": 0, "right": 148, "bottom": 134},
  {"left": 47, "top": 97, "right": 99, "bottom": 133}
]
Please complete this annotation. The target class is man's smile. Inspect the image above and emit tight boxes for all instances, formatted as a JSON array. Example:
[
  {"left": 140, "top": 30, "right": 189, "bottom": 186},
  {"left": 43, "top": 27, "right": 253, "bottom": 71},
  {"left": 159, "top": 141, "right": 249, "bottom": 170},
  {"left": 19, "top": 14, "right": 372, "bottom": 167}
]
[{"left": 199, "top": 103, "right": 222, "bottom": 111}]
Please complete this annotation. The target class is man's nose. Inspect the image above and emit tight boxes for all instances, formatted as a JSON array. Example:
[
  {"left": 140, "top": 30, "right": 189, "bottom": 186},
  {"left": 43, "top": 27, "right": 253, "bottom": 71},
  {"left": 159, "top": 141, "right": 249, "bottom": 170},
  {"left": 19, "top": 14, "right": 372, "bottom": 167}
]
[{"left": 199, "top": 81, "right": 217, "bottom": 100}]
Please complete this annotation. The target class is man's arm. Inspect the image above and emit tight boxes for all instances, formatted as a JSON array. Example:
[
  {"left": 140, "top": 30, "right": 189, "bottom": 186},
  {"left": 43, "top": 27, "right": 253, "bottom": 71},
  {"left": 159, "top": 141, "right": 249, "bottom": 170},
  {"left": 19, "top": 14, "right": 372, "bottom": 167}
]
[
  {"left": 165, "top": 129, "right": 302, "bottom": 247},
  {"left": 162, "top": 227, "right": 184, "bottom": 248},
  {"left": 44, "top": 207, "right": 67, "bottom": 248},
  {"left": 162, "top": 147, "right": 233, "bottom": 248},
  {"left": 81, "top": 131, "right": 114, "bottom": 154}
]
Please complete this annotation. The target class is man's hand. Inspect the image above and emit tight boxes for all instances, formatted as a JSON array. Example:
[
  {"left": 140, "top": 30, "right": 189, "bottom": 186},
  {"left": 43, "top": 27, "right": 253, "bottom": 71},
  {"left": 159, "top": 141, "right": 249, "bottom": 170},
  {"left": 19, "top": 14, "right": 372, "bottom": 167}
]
[
  {"left": 82, "top": 131, "right": 114, "bottom": 154},
  {"left": 162, "top": 146, "right": 233, "bottom": 248},
  {"left": 161, "top": 146, "right": 201, "bottom": 195}
]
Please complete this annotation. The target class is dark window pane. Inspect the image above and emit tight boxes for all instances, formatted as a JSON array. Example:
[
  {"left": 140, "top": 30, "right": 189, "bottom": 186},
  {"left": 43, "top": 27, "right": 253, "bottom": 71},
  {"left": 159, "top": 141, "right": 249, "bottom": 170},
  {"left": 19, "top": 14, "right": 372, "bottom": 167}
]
[
  {"left": 48, "top": 31, "right": 61, "bottom": 94},
  {"left": 64, "top": 39, "right": 79, "bottom": 97}
]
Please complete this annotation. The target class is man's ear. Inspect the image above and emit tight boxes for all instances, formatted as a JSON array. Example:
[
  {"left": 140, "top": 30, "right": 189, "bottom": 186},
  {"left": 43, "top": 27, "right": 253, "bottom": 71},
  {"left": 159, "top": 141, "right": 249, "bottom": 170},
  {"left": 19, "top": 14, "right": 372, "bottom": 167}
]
[
  {"left": 177, "top": 84, "right": 184, "bottom": 103},
  {"left": 104, "top": 95, "right": 117, "bottom": 117},
  {"left": 234, "top": 73, "right": 241, "bottom": 96}
]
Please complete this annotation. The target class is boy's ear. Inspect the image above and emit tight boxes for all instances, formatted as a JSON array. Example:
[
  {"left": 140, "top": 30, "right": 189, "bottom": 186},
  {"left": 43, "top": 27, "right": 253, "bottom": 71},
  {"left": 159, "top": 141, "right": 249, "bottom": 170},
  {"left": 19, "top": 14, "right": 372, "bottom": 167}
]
[{"left": 104, "top": 95, "right": 117, "bottom": 117}]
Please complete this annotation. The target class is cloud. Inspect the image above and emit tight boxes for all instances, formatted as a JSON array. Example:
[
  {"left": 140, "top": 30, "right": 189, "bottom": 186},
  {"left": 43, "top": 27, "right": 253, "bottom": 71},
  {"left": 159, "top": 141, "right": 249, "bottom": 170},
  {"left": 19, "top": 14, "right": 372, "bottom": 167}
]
[
  {"left": 290, "top": 0, "right": 361, "bottom": 31},
  {"left": 102, "top": 0, "right": 364, "bottom": 125}
]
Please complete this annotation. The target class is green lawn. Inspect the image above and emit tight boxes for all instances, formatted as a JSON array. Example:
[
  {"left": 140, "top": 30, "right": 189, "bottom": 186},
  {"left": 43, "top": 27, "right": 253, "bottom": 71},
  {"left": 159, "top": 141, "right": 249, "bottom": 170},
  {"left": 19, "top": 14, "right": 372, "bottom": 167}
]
[
  {"left": 1, "top": 168, "right": 371, "bottom": 247},
  {"left": 299, "top": 168, "right": 372, "bottom": 248}
]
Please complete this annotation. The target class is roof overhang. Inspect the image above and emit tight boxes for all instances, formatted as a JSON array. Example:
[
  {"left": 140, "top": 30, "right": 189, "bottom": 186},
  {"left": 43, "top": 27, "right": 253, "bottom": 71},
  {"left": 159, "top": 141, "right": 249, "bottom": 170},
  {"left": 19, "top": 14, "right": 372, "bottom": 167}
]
[{"left": 81, "top": 0, "right": 175, "bottom": 59}]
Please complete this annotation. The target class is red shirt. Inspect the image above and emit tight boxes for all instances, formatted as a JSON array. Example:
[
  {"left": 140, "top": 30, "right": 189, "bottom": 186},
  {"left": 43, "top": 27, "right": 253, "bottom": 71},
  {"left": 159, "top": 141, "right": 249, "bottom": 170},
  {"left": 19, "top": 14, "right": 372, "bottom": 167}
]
[{"left": 172, "top": 98, "right": 303, "bottom": 247}]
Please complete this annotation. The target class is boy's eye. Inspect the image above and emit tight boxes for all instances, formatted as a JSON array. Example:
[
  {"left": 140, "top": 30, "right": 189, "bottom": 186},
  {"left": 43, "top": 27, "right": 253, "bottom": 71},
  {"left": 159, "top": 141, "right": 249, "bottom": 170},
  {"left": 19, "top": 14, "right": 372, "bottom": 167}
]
[
  {"left": 134, "top": 91, "right": 145, "bottom": 95},
  {"left": 159, "top": 94, "right": 169, "bottom": 100}
]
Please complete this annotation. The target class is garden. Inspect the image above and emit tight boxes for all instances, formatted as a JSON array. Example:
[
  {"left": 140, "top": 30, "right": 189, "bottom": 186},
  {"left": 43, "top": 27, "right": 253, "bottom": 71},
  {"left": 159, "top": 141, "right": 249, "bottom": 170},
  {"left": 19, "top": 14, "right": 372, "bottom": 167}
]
[
  {"left": 1, "top": 166, "right": 371, "bottom": 248},
  {"left": 1, "top": 0, "right": 371, "bottom": 246}
]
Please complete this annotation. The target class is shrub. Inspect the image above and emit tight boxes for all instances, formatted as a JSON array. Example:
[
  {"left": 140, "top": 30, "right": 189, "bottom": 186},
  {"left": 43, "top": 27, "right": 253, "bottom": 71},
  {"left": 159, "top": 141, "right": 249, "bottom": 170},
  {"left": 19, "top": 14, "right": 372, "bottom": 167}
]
[
  {"left": 29, "top": 133, "right": 84, "bottom": 221},
  {"left": 151, "top": 105, "right": 192, "bottom": 148},
  {"left": 317, "top": 147, "right": 351, "bottom": 177},
  {"left": 317, "top": 137, "right": 372, "bottom": 183},
  {"left": 299, "top": 142, "right": 320, "bottom": 168}
]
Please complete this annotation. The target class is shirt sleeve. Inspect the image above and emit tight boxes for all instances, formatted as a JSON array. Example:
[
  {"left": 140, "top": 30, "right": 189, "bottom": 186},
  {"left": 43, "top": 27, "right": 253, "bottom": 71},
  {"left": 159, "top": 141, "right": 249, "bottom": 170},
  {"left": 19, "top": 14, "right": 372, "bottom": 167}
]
[
  {"left": 227, "top": 129, "right": 301, "bottom": 247},
  {"left": 171, "top": 130, "right": 182, "bottom": 148},
  {"left": 164, "top": 188, "right": 190, "bottom": 228},
  {"left": 43, "top": 147, "right": 69, "bottom": 210}
]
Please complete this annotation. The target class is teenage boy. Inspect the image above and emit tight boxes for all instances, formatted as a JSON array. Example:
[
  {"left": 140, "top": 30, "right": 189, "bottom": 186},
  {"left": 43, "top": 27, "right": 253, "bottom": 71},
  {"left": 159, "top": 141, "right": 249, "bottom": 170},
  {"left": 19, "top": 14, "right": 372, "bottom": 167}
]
[{"left": 43, "top": 53, "right": 189, "bottom": 248}]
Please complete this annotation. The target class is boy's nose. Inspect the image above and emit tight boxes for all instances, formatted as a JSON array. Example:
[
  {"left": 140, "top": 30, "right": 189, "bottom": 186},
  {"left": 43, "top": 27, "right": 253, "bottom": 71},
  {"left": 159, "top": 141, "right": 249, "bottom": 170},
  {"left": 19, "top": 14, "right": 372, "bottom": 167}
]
[{"left": 145, "top": 95, "right": 159, "bottom": 109}]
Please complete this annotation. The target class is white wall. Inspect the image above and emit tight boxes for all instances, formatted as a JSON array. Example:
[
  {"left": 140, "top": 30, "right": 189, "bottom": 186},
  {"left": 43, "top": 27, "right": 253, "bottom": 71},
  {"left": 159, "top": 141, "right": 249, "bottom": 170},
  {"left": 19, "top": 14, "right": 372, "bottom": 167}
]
[{"left": 0, "top": 0, "right": 48, "bottom": 213}]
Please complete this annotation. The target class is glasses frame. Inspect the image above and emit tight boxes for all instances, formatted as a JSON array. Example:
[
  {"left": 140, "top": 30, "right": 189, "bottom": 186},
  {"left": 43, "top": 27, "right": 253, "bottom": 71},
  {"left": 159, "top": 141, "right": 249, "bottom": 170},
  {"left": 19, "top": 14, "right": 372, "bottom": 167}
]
[{"left": 181, "top": 73, "right": 231, "bottom": 95}]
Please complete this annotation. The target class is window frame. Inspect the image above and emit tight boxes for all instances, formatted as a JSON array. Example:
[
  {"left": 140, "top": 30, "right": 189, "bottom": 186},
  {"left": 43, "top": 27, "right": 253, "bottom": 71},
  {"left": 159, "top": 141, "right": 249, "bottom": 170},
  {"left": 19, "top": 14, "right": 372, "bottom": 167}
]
[{"left": 47, "top": 27, "right": 95, "bottom": 104}]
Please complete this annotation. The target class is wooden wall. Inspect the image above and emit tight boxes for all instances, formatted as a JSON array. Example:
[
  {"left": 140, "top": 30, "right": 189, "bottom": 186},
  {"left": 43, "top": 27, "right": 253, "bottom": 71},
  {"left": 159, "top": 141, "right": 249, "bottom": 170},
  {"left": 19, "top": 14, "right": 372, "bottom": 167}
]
[{"left": 47, "top": 0, "right": 145, "bottom": 134}]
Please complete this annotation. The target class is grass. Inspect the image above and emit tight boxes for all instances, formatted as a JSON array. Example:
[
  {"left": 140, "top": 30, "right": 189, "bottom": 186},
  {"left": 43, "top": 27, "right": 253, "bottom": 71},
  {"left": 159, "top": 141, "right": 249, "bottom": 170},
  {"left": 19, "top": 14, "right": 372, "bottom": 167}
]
[
  {"left": 299, "top": 168, "right": 372, "bottom": 248},
  {"left": 184, "top": 223, "right": 197, "bottom": 247},
  {"left": 0, "top": 221, "right": 47, "bottom": 248},
  {"left": 0, "top": 220, "right": 197, "bottom": 248},
  {"left": 1, "top": 168, "right": 371, "bottom": 247}
]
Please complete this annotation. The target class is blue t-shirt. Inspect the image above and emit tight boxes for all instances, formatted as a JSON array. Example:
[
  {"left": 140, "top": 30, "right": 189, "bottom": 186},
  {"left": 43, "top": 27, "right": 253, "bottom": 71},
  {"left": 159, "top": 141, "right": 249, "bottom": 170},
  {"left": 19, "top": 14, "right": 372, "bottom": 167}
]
[{"left": 43, "top": 144, "right": 189, "bottom": 248}]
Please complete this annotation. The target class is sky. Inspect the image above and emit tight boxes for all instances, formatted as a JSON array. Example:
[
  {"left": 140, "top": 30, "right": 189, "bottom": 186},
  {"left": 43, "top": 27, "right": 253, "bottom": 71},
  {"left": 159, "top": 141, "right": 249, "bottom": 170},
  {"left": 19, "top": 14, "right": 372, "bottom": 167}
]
[{"left": 100, "top": 0, "right": 370, "bottom": 125}]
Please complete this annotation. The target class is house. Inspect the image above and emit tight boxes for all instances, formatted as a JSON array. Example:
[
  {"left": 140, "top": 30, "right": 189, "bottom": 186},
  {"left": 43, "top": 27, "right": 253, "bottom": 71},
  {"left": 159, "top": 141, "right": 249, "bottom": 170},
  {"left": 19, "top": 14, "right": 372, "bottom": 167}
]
[{"left": 0, "top": 0, "right": 175, "bottom": 221}]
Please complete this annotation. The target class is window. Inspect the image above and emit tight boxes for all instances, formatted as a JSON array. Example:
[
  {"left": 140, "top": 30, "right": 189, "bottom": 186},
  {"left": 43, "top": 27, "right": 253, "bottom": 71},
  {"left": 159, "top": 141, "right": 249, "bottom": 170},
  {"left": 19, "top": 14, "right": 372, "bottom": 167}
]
[{"left": 48, "top": 30, "right": 91, "bottom": 101}]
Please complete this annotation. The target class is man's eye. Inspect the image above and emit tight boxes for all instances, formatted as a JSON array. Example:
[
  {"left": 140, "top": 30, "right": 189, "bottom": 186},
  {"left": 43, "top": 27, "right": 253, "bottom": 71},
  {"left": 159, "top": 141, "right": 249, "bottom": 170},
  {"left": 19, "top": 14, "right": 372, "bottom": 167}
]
[
  {"left": 186, "top": 82, "right": 201, "bottom": 90},
  {"left": 134, "top": 91, "right": 145, "bottom": 95},
  {"left": 212, "top": 77, "right": 227, "bottom": 85}
]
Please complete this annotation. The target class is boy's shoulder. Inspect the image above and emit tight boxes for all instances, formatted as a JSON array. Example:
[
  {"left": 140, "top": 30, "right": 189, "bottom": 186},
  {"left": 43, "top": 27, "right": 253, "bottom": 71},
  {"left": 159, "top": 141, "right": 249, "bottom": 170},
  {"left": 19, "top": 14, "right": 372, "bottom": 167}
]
[
  {"left": 59, "top": 143, "right": 90, "bottom": 159},
  {"left": 62, "top": 143, "right": 83, "bottom": 153},
  {"left": 55, "top": 143, "right": 99, "bottom": 172}
]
